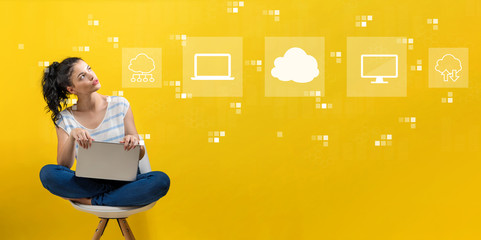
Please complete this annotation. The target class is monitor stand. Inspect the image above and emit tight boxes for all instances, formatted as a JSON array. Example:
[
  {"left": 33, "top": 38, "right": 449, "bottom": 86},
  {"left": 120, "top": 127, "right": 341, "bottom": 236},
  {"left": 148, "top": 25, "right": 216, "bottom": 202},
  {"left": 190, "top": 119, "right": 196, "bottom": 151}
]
[{"left": 371, "top": 77, "right": 389, "bottom": 84}]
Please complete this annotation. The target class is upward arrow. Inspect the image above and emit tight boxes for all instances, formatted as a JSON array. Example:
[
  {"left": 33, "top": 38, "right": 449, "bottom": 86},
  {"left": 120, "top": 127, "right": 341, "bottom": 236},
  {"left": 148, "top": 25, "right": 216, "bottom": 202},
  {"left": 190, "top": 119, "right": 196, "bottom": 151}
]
[
  {"left": 441, "top": 70, "right": 450, "bottom": 82},
  {"left": 449, "top": 70, "right": 459, "bottom": 82}
]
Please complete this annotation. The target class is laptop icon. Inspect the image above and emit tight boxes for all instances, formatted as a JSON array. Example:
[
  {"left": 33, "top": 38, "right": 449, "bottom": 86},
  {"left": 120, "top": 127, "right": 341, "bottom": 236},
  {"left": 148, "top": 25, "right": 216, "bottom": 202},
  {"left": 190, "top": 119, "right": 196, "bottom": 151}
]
[{"left": 191, "top": 53, "right": 235, "bottom": 80}]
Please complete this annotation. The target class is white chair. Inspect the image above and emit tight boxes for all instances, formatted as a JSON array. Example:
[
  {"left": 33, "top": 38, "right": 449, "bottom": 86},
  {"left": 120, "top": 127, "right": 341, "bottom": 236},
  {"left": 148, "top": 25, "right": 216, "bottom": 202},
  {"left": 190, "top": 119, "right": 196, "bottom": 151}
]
[{"left": 69, "top": 145, "right": 156, "bottom": 240}]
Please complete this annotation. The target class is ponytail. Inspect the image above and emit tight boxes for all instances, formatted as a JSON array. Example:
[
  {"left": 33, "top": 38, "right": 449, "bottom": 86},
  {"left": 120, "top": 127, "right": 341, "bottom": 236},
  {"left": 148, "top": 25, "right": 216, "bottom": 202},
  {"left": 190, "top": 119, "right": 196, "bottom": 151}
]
[{"left": 41, "top": 57, "right": 83, "bottom": 128}]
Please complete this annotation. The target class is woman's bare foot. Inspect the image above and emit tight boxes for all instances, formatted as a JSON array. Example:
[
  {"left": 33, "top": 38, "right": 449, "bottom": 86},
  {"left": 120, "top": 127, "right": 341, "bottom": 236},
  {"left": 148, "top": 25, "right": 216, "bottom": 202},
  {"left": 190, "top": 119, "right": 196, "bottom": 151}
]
[{"left": 61, "top": 197, "right": 92, "bottom": 205}]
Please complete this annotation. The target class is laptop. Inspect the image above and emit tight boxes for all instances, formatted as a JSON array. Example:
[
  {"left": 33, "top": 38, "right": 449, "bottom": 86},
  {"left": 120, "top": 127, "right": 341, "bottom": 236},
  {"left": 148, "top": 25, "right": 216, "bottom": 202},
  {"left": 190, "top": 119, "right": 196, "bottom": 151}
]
[
  {"left": 76, "top": 141, "right": 140, "bottom": 181},
  {"left": 191, "top": 53, "right": 235, "bottom": 80}
]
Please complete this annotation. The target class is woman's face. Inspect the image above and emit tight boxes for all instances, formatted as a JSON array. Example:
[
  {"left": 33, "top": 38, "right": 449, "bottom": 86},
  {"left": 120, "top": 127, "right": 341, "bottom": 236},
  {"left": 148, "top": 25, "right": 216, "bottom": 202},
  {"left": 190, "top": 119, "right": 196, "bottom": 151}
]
[{"left": 66, "top": 60, "right": 100, "bottom": 95}]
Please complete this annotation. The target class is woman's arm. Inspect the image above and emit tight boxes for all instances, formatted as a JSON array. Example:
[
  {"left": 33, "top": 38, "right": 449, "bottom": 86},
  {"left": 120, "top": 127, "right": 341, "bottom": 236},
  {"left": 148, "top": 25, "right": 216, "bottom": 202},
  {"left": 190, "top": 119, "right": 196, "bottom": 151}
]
[
  {"left": 56, "top": 127, "right": 76, "bottom": 168},
  {"left": 123, "top": 105, "right": 145, "bottom": 160}
]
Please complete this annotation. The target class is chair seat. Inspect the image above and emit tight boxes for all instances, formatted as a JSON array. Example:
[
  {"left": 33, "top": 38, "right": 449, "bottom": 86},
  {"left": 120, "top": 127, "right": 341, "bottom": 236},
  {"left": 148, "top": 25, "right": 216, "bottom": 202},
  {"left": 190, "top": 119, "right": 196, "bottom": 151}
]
[{"left": 69, "top": 200, "right": 156, "bottom": 219}]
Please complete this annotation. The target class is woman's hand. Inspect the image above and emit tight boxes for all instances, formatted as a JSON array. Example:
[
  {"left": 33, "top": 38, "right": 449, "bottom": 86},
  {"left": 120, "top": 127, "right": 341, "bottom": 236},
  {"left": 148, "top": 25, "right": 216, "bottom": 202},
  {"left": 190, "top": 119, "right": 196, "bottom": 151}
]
[
  {"left": 120, "top": 135, "right": 139, "bottom": 151},
  {"left": 70, "top": 128, "right": 94, "bottom": 149}
]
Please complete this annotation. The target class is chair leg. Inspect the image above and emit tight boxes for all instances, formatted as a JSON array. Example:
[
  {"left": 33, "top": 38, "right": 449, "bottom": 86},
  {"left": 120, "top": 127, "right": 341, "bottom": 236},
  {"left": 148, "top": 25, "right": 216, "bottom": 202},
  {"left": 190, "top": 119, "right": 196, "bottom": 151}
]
[
  {"left": 92, "top": 218, "right": 109, "bottom": 240},
  {"left": 117, "top": 218, "right": 136, "bottom": 240}
]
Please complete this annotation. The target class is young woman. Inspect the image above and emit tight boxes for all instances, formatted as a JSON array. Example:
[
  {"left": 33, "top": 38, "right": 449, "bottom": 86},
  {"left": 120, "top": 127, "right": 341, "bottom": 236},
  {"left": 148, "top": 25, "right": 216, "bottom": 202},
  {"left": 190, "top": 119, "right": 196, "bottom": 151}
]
[{"left": 39, "top": 57, "right": 170, "bottom": 206}]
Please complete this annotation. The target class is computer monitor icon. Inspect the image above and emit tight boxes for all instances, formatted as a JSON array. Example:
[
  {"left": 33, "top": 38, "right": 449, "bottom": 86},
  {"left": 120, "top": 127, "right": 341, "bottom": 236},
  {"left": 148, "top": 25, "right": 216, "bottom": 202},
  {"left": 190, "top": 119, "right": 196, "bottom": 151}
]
[
  {"left": 361, "top": 54, "right": 398, "bottom": 84},
  {"left": 191, "top": 53, "right": 235, "bottom": 80}
]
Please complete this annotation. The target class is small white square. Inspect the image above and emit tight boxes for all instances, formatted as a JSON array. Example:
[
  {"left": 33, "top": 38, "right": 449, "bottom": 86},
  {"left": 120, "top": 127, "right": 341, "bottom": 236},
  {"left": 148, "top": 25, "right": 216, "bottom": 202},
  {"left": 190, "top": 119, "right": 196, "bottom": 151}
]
[
  {"left": 181, "top": 93, "right": 187, "bottom": 99},
  {"left": 72, "top": 99, "right": 78, "bottom": 104},
  {"left": 410, "top": 117, "right": 416, "bottom": 123},
  {"left": 387, "top": 134, "right": 392, "bottom": 140},
  {"left": 361, "top": 15, "right": 366, "bottom": 20},
  {"left": 448, "top": 98, "right": 453, "bottom": 103},
  {"left": 93, "top": 20, "right": 99, "bottom": 26},
  {"left": 323, "top": 135, "right": 328, "bottom": 141},
  {"left": 175, "top": 35, "right": 180, "bottom": 40},
  {"left": 367, "top": 15, "right": 372, "bottom": 21},
  {"left": 233, "top": 7, "right": 238, "bottom": 13},
  {"left": 118, "top": 90, "right": 123, "bottom": 96},
  {"left": 257, "top": 60, "right": 262, "bottom": 65},
  {"left": 175, "top": 81, "right": 181, "bottom": 86},
  {"left": 375, "top": 141, "right": 380, "bottom": 146},
  {"left": 145, "top": 134, "right": 150, "bottom": 139},
  {"left": 79, "top": 46, "right": 84, "bottom": 52},
  {"left": 402, "top": 38, "right": 407, "bottom": 44},
  {"left": 315, "top": 91, "right": 321, "bottom": 96},
  {"left": 361, "top": 22, "right": 367, "bottom": 27},
  {"left": 18, "top": 43, "right": 24, "bottom": 49},
  {"left": 277, "top": 131, "right": 283, "bottom": 137},
  {"left": 220, "top": 131, "right": 225, "bottom": 137},
  {"left": 113, "top": 43, "right": 119, "bottom": 48},
  {"left": 274, "top": 10, "right": 280, "bottom": 15},
  {"left": 38, "top": 61, "right": 44, "bottom": 67},
  {"left": 336, "top": 52, "right": 341, "bottom": 57},
  {"left": 433, "top": 18, "right": 438, "bottom": 24},
  {"left": 113, "top": 37, "right": 119, "bottom": 43},
  {"left": 427, "top": 19, "right": 432, "bottom": 24},
  {"left": 417, "top": 66, "right": 422, "bottom": 71},
  {"left": 236, "top": 102, "right": 241, "bottom": 108},
  {"left": 84, "top": 46, "right": 90, "bottom": 52},
  {"left": 44, "top": 61, "right": 49, "bottom": 66},
  {"left": 214, "top": 137, "right": 219, "bottom": 143},
  {"left": 322, "top": 103, "right": 327, "bottom": 109},
  {"left": 139, "top": 140, "right": 145, "bottom": 145},
  {"left": 239, "top": 1, "right": 244, "bottom": 7},
  {"left": 181, "top": 41, "right": 186, "bottom": 47},
  {"left": 408, "top": 38, "right": 413, "bottom": 44},
  {"left": 181, "top": 35, "right": 186, "bottom": 40}
]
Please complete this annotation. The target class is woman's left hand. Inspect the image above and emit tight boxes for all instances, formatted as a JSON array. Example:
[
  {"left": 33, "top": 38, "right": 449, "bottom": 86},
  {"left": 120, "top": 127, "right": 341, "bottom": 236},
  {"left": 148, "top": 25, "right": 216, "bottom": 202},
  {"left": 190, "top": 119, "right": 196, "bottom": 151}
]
[{"left": 120, "top": 135, "right": 139, "bottom": 151}]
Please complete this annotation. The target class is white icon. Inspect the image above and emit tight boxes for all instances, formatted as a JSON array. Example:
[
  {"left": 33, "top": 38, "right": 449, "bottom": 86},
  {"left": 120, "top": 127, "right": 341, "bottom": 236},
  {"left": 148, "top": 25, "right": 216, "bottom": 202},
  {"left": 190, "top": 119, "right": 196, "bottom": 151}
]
[
  {"left": 361, "top": 54, "right": 398, "bottom": 84},
  {"left": 128, "top": 53, "right": 156, "bottom": 82},
  {"left": 435, "top": 54, "right": 462, "bottom": 82},
  {"left": 271, "top": 47, "right": 319, "bottom": 83},
  {"left": 191, "top": 53, "right": 235, "bottom": 80}
]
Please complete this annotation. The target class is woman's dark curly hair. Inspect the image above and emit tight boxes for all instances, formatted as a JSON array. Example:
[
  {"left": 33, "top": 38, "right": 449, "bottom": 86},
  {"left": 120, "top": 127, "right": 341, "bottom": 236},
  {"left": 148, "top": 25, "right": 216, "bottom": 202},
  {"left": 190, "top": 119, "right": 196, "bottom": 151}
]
[{"left": 41, "top": 57, "right": 83, "bottom": 128}]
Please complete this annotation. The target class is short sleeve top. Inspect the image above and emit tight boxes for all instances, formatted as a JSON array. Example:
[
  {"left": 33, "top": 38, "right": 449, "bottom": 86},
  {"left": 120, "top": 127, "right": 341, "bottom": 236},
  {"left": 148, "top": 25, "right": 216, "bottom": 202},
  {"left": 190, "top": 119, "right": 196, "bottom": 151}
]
[{"left": 55, "top": 96, "right": 130, "bottom": 159}]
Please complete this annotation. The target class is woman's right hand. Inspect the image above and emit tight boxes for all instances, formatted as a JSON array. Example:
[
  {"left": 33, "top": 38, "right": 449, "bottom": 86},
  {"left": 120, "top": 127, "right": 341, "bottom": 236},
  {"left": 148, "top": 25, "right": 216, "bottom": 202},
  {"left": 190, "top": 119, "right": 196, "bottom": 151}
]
[{"left": 70, "top": 128, "right": 94, "bottom": 149}]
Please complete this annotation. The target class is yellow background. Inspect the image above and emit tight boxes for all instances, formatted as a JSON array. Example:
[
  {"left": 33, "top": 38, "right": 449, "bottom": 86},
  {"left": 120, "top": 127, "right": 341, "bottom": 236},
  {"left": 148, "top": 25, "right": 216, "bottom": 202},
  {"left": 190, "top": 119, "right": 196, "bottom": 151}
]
[{"left": 2, "top": 0, "right": 481, "bottom": 239}]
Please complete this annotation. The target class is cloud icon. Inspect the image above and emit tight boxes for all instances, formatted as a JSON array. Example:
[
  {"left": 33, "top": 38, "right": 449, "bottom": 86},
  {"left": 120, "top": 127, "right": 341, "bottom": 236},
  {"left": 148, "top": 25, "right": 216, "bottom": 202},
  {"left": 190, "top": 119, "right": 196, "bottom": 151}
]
[
  {"left": 435, "top": 54, "right": 462, "bottom": 82},
  {"left": 271, "top": 47, "right": 319, "bottom": 83},
  {"left": 128, "top": 53, "right": 155, "bottom": 74}
]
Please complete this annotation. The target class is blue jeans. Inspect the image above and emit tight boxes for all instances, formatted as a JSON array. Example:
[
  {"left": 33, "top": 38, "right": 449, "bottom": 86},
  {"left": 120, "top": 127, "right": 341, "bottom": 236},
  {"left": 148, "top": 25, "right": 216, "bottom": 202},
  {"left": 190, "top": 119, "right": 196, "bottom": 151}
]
[{"left": 39, "top": 164, "right": 170, "bottom": 206}]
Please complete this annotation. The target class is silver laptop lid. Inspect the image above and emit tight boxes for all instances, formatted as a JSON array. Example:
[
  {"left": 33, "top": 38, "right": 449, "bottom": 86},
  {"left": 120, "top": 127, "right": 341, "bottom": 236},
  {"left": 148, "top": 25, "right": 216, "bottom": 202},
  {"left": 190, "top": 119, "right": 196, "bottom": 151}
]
[{"left": 76, "top": 141, "right": 140, "bottom": 181}]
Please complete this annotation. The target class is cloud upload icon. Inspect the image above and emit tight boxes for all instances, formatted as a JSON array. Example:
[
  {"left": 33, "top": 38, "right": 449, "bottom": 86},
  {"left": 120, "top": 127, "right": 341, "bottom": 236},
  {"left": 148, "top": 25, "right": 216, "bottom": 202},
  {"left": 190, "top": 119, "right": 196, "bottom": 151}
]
[
  {"left": 435, "top": 54, "right": 462, "bottom": 82},
  {"left": 271, "top": 47, "right": 319, "bottom": 83}
]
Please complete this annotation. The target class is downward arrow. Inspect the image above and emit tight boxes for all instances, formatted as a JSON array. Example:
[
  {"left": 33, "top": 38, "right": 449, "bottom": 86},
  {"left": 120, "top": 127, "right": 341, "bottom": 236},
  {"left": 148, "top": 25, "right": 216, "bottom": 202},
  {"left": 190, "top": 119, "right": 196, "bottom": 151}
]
[{"left": 449, "top": 70, "right": 459, "bottom": 82}]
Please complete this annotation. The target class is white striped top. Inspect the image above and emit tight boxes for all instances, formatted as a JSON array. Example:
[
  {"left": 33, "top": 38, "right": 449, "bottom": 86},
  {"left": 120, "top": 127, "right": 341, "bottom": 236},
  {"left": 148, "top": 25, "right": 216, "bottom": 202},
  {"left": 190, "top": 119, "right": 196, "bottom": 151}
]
[{"left": 55, "top": 96, "right": 130, "bottom": 159}]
